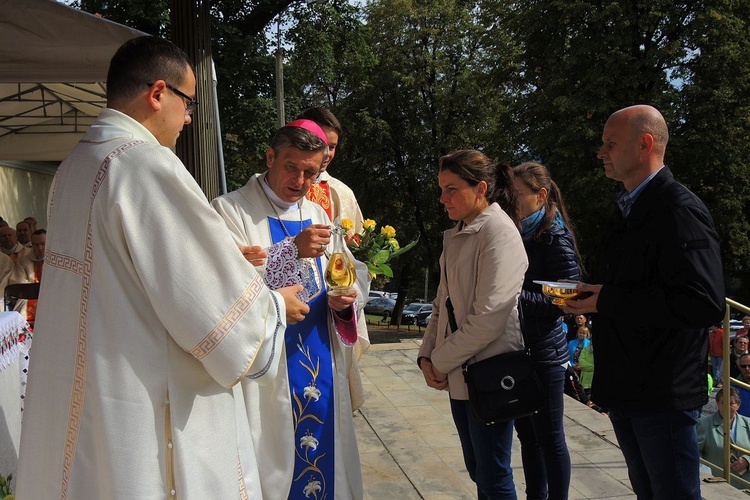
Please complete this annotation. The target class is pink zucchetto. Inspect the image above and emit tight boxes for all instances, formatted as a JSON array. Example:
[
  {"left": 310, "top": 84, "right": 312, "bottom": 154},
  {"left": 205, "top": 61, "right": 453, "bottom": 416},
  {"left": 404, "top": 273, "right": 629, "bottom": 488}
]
[{"left": 284, "top": 119, "right": 329, "bottom": 146}]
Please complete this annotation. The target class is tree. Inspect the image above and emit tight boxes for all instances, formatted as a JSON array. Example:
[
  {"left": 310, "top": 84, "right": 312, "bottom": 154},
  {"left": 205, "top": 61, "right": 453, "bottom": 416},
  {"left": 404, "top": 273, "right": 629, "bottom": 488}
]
[
  {"left": 285, "top": 0, "right": 373, "bottom": 108},
  {"left": 504, "top": 0, "right": 698, "bottom": 276},
  {"left": 75, "top": 0, "right": 306, "bottom": 191},
  {"left": 210, "top": 1, "right": 280, "bottom": 190},
  {"left": 77, "top": 0, "right": 171, "bottom": 36},
  {"left": 286, "top": 0, "right": 520, "bottom": 307},
  {"left": 71, "top": 0, "right": 750, "bottom": 304},
  {"left": 672, "top": 0, "right": 750, "bottom": 301}
]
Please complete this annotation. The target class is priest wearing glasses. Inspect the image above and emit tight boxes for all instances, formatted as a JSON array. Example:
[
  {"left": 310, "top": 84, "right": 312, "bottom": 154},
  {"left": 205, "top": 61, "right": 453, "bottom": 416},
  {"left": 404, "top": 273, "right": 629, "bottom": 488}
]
[
  {"left": 211, "top": 120, "right": 367, "bottom": 500},
  {"left": 16, "top": 36, "right": 309, "bottom": 499}
]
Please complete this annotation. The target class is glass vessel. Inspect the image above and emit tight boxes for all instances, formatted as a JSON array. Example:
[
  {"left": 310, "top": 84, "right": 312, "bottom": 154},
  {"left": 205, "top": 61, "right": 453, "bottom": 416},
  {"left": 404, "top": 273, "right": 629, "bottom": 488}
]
[{"left": 325, "top": 224, "right": 356, "bottom": 296}]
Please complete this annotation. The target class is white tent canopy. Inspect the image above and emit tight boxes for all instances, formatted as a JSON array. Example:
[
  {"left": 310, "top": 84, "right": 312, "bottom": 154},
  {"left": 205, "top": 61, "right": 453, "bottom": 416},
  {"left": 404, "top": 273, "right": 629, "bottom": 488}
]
[{"left": 0, "top": 0, "right": 146, "bottom": 161}]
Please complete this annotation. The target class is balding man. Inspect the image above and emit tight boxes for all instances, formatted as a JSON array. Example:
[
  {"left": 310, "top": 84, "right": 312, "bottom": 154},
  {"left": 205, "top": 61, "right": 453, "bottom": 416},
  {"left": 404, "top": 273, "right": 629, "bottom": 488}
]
[
  {"left": 0, "top": 225, "right": 29, "bottom": 262},
  {"left": 564, "top": 105, "right": 724, "bottom": 499}
]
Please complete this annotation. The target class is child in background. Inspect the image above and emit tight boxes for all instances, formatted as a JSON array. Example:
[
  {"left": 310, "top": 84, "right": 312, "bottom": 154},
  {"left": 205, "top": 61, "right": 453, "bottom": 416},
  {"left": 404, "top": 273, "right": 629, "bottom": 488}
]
[
  {"left": 568, "top": 326, "right": 591, "bottom": 374},
  {"left": 579, "top": 340, "right": 594, "bottom": 397}
]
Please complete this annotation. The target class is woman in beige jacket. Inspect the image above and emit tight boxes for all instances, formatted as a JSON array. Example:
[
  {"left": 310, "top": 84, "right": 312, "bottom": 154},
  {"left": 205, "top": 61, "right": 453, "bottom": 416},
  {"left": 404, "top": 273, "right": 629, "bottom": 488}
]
[{"left": 418, "top": 150, "right": 528, "bottom": 499}]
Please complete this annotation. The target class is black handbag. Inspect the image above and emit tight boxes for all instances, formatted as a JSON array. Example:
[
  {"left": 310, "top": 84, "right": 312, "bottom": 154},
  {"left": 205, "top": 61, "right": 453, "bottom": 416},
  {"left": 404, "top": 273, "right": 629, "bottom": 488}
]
[
  {"left": 446, "top": 296, "right": 544, "bottom": 424},
  {"left": 462, "top": 350, "right": 544, "bottom": 424}
]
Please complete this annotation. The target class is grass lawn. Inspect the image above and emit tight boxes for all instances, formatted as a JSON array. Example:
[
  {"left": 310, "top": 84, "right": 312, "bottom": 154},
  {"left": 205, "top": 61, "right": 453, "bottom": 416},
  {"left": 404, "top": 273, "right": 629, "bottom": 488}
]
[{"left": 364, "top": 314, "right": 424, "bottom": 332}]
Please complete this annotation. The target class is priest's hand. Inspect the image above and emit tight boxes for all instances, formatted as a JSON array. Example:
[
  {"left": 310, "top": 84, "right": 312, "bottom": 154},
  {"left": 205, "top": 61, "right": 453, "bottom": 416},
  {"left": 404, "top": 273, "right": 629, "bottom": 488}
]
[
  {"left": 328, "top": 290, "right": 357, "bottom": 312},
  {"left": 238, "top": 245, "right": 267, "bottom": 267},
  {"left": 294, "top": 224, "right": 331, "bottom": 258},
  {"left": 277, "top": 285, "right": 310, "bottom": 324}
]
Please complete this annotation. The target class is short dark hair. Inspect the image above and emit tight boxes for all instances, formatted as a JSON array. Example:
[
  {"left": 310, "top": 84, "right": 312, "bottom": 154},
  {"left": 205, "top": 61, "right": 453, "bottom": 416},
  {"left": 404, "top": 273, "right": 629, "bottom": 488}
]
[
  {"left": 107, "top": 36, "right": 194, "bottom": 106},
  {"left": 716, "top": 386, "right": 740, "bottom": 403},
  {"left": 269, "top": 126, "right": 328, "bottom": 158},
  {"left": 32, "top": 229, "right": 46, "bottom": 236},
  {"left": 297, "top": 107, "right": 343, "bottom": 138}
]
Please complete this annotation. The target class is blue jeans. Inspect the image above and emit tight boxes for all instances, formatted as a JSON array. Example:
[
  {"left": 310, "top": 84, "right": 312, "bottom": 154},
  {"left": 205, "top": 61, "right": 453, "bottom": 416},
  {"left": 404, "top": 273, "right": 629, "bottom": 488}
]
[
  {"left": 711, "top": 356, "right": 723, "bottom": 384},
  {"left": 514, "top": 364, "right": 570, "bottom": 500},
  {"left": 609, "top": 408, "right": 701, "bottom": 500},
  {"left": 450, "top": 398, "right": 517, "bottom": 500}
]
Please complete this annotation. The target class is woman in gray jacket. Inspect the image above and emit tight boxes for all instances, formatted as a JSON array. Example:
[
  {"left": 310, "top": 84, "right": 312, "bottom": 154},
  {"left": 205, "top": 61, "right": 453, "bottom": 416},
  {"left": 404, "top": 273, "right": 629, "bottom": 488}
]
[{"left": 418, "top": 150, "right": 528, "bottom": 499}]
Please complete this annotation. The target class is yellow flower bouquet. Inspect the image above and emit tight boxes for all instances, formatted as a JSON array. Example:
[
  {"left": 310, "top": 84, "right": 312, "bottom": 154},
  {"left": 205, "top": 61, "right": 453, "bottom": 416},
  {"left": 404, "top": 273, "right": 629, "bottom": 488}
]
[{"left": 343, "top": 218, "right": 418, "bottom": 278}]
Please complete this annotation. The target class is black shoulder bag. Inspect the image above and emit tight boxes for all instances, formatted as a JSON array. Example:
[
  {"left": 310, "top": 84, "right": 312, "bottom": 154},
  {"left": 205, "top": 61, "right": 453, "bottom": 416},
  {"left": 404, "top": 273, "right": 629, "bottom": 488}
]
[{"left": 445, "top": 294, "right": 544, "bottom": 424}]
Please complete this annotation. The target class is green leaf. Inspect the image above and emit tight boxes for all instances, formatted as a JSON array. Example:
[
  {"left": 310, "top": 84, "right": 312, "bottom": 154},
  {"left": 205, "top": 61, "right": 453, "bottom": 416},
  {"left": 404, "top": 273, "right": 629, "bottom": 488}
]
[
  {"left": 366, "top": 262, "right": 393, "bottom": 277},
  {"left": 389, "top": 237, "right": 419, "bottom": 258},
  {"left": 379, "top": 263, "right": 393, "bottom": 277},
  {"left": 371, "top": 249, "right": 390, "bottom": 264}
]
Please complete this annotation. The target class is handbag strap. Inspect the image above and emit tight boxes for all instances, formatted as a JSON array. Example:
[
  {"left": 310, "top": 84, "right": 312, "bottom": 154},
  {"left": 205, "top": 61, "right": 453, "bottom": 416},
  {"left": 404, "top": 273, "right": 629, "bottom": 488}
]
[
  {"left": 443, "top": 259, "right": 471, "bottom": 376},
  {"left": 441, "top": 246, "right": 529, "bottom": 376},
  {"left": 446, "top": 296, "right": 459, "bottom": 333},
  {"left": 442, "top": 258, "right": 458, "bottom": 332}
]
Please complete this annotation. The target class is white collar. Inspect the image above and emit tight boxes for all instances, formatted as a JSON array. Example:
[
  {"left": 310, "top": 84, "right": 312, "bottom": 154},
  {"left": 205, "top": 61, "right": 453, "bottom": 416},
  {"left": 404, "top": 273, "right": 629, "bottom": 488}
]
[{"left": 260, "top": 173, "right": 301, "bottom": 213}]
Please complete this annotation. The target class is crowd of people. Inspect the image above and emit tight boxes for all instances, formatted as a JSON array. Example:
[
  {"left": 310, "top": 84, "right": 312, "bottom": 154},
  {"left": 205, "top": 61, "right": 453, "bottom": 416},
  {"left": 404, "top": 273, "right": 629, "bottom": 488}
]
[
  {"left": 689, "top": 316, "right": 750, "bottom": 490},
  {"left": 10, "top": 34, "right": 732, "bottom": 500},
  {"left": 1, "top": 217, "right": 45, "bottom": 327}
]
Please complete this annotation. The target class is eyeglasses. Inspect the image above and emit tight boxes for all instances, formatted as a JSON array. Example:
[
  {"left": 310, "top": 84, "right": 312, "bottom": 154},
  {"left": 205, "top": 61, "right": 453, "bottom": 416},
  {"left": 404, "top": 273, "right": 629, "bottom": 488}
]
[
  {"left": 740, "top": 364, "right": 750, "bottom": 368},
  {"left": 147, "top": 82, "right": 198, "bottom": 116}
]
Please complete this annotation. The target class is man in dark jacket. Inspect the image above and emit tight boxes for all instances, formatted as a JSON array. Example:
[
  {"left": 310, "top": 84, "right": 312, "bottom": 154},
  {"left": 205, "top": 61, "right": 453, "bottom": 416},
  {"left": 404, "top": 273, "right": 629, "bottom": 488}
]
[{"left": 564, "top": 104, "right": 724, "bottom": 499}]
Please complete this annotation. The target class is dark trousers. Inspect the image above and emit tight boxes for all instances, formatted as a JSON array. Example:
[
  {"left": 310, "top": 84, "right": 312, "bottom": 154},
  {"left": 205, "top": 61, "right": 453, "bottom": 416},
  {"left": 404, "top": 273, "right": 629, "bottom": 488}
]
[
  {"left": 450, "top": 398, "right": 517, "bottom": 500},
  {"left": 609, "top": 408, "right": 701, "bottom": 500},
  {"left": 514, "top": 363, "right": 570, "bottom": 500}
]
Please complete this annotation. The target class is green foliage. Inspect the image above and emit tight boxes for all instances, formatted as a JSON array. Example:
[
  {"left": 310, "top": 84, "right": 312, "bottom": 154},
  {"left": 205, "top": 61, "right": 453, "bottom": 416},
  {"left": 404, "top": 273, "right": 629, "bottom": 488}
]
[
  {"left": 77, "top": 0, "right": 171, "bottom": 36},
  {"left": 347, "top": 220, "right": 419, "bottom": 278},
  {"left": 0, "top": 472, "right": 13, "bottom": 498},
  {"left": 670, "top": 0, "right": 750, "bottom": 300},
  {"left": 71, "top": 0, "right": 750, "bottom": 303},
  {"left": 286, "top": 0, "right": 373, "bottom": 107},
  {"left": 284, "top": 0, "right": 521, "bottom": 300},
  {"left": 210, "top": 2, "right": 283, "bottom": 189},
  {"left": 503, "top": 0, "right": 688, "bottom": 275}
]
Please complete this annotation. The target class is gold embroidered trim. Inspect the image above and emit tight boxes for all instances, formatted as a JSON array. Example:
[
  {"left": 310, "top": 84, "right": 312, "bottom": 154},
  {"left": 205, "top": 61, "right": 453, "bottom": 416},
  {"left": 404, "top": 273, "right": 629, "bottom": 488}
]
[
  {"left": 238, "top": 457, "right": 248, "bottom": 500},
  {"left": 188, "top": 274, "right": 264, "bottom": 360},
  {"left": 46, "top": 251, "right": 85, "bottom": 275},
  {"left": 59, "top": 140, "right": 144, "bottom": 498}
]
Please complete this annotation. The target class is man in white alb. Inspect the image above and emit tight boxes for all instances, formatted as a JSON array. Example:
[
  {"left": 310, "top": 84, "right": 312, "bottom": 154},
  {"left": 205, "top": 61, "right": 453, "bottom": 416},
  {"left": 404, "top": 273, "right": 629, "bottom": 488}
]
[
  {"left": 16, "top": 36, "right": 308, "bottom": 499},
  {"left": 297, "top": 107, "right": 370, "bottom": 409},
  {"left": 212, "top": 120, "right": 366, "bottom": 499}
]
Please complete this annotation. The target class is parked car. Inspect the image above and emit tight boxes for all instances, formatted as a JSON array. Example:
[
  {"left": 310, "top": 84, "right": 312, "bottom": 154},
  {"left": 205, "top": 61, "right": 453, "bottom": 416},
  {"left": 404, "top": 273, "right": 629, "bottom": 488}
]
[
  {"left": 364, "top": 297, "right": 397, "bottom": 317},
  {"left": 401, "top": 303, "right": 433, "bottom": 325},
  {"left": 369, "top": 290, "right": 387, "bottom": 299},
  {"left": 417, "top": 312, "right": 432, "bottom": 327}
]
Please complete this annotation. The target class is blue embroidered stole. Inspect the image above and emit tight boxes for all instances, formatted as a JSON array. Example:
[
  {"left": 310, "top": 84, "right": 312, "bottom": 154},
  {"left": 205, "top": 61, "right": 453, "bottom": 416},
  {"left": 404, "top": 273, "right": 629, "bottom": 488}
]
[{"left": 267, "top": 217, "right": 335, "bottom": 499}]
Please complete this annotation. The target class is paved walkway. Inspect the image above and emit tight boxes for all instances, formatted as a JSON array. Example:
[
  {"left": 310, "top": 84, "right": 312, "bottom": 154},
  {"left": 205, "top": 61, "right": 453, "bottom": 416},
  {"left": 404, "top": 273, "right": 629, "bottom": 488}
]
[{"left": 356, "top": 339, "right": 744, "bottom": 499}]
